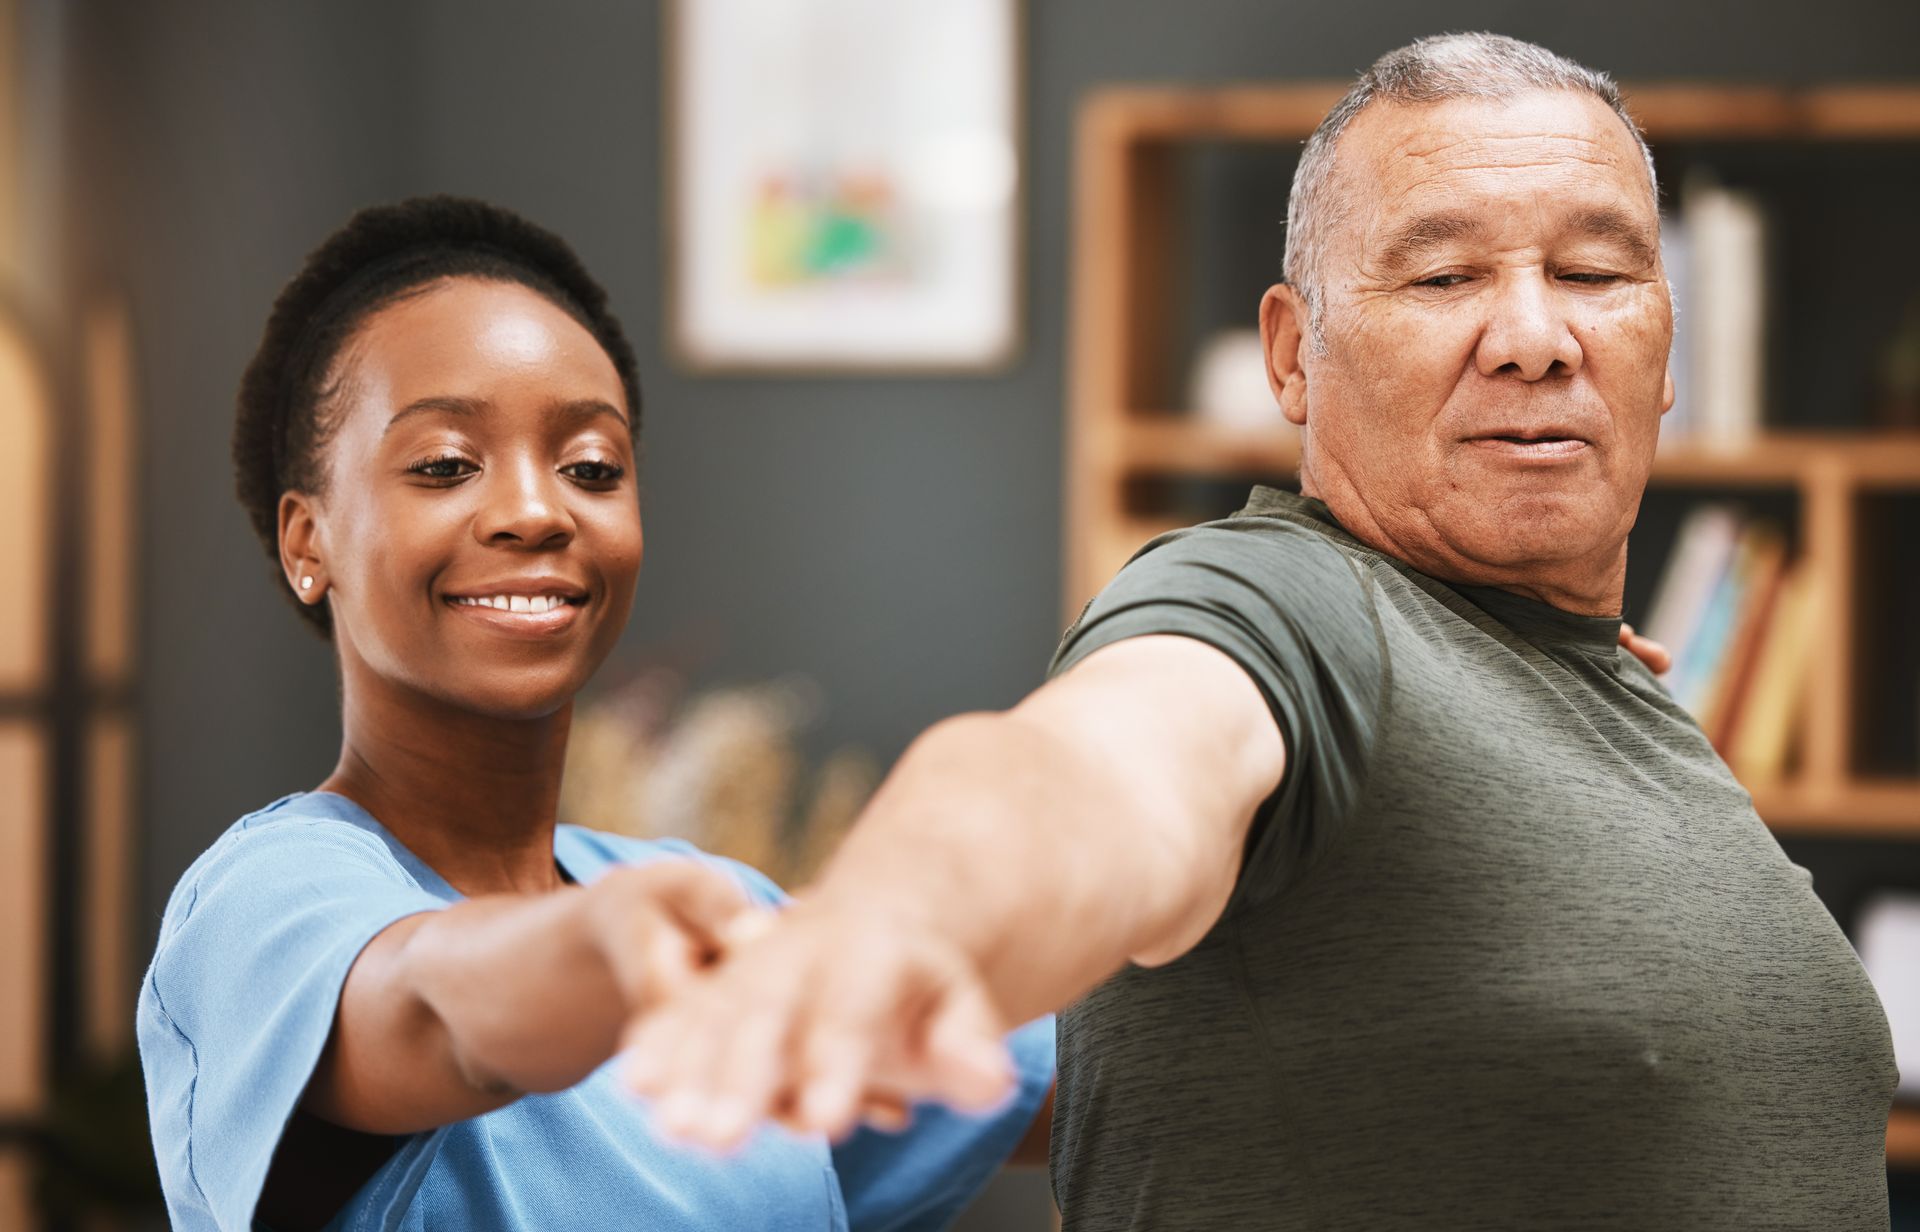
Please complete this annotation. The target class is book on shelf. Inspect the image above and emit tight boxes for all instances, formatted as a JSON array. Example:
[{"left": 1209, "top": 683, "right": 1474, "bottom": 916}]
[
  {"left": 1727, "top": 562, "right": 1819, "bottom": 785},
  {"left": 1700, "top": 527, "right": 1789, "bottom": 753},
  {"left": 1658, "top": 178, "right": 1769, "bottom": 453},
  {"left": 1642, "top": 503, "right": 1743, "bottom": 668},
  {"left": 1641, "top": 505, "right": 1817, "bottom": 785}
]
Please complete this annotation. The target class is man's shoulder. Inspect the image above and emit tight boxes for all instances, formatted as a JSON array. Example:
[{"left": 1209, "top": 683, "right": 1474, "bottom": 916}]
[
  {"left": 1054, "top": 507, "right": 1386, "bottom": 683},
  {"left": 1109, "top": 511, "right": 1378, "bottom": 617}
]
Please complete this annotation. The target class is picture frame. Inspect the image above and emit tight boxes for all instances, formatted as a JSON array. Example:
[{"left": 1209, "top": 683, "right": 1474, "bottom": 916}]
[{"left": 666, "top": 0, "right": 1022, "bottom": 373}]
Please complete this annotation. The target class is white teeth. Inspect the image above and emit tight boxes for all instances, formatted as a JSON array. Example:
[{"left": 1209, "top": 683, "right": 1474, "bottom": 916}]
[{"left": 452, "top": 594, "right": 574, "bottom": 613}]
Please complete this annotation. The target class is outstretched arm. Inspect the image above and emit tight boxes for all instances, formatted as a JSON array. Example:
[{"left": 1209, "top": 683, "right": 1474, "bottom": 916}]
[
  {"left": 310, "top": 859, "right": 759, "bottom": 1135},
  {"left": 624, "top": 634, "right": 1285, "bottom": 1147}
]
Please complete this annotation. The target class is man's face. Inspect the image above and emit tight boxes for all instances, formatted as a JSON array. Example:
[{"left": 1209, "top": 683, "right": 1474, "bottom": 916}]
[{"left": 1273, "top": 89, "right": 1673, "bottom": 609}]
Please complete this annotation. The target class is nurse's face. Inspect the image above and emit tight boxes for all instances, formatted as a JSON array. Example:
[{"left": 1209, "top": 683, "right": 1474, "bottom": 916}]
[{"left": 289, "top": 276, "right": 642, "bottom": 720}]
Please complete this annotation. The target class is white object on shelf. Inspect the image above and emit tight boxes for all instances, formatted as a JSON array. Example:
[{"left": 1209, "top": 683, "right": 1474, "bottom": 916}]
[
  {"left": 1856, "top": 892, "right": 1920, "bottom": 1097},
  {"left": 1684, "top": 178, "right": 1767, "bottom": 451},
  {"left": 1188, "top": 329, "right": 1279, "bottom": 432}
]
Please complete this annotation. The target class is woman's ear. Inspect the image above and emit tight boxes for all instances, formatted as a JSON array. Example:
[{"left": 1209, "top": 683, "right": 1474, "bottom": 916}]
[
  {"left": 1259, "top": 284, "right": 1311, "bottom": 427},
  {"left": 278, "top": 491, "right": 327, "bottom": 605}
]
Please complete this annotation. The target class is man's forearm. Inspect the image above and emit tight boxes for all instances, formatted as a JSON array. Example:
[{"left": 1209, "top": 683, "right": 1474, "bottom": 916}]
[{"left": 804, "top": 710, "right": 1223, "bottom": 1025}]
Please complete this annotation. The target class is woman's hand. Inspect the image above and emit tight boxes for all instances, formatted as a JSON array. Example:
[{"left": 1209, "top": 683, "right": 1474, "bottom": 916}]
[{"left": 585, "top": 859, "right": 771, "bottom": 1019}]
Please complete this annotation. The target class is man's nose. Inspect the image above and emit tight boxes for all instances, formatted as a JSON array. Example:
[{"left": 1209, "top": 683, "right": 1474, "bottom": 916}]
[
  {"left": 474, "top": 456, "right": 575, "bottom": 548},
  {"left": 1475, "top": 272, "right": 1584, "bottom": 381}
]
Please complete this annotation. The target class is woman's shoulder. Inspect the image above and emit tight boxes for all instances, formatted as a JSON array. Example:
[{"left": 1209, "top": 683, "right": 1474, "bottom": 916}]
[
  {"left": 554, "top": 825, "right": 786, "bottom": 908},
  {"left": 158, "top": 792, "right": 425, "bottom": 933}
]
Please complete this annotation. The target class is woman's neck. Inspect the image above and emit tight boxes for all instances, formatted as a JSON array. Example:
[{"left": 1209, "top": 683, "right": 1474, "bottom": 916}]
[{"left": 319, "top": 667, "right": 574, "bottom": 897}]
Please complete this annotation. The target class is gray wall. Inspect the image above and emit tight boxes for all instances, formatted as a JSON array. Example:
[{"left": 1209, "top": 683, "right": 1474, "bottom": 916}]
[{"left": 69, "top": 1, "right": 1920, "bottom": 1225}]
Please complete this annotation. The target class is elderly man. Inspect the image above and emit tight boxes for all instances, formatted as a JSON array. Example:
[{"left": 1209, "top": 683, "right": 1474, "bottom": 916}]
[{"left": 628, "top": 34, "right": 1896, "bottom": 1229}]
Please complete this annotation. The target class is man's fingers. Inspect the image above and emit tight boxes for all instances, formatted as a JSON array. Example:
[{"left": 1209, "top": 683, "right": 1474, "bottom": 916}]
[
  {"left": 691, "top": 1004, "right": 792, "bottom": 1148},
  {"left": 920, "top": 980, "right": 1015, "bottom": 1112},
  {"left": 856, "top": 1091, "right": 913, "bottom": 1134},
  {"left": 794, "top": 1028, "right": 881, "bottom": 1140}
]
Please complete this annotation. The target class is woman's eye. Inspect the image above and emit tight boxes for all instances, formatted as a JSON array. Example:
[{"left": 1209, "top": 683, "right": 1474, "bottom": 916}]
[
  {"left": 563, "top": 459, "right": 625, "bottom": 484},
  {"left": 406, "top": 455, "right": 476, "bottom": 480}
]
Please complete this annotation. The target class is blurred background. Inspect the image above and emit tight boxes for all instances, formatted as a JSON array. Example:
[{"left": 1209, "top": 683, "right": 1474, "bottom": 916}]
[{"left": 2, "top": 1, "right": 1919, "bottom": 1228}]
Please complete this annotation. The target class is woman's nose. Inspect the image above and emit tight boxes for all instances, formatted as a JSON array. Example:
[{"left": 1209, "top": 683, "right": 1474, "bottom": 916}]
[{"left": 474, "top": 458, "right": 575, "bottom": 548}]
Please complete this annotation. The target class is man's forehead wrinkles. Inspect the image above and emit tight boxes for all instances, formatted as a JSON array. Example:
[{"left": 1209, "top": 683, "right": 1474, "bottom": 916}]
[{"left": 1394, "top": 130, "right": 1621, "bottom": 161}]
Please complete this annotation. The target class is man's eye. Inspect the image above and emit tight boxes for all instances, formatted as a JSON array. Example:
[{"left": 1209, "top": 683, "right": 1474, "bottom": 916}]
[
  {"left": 563, "top": 459, "right": 625, "bottom": 484},
  {"left": 1414, "top": 274, "right": 1471, "bottom": 288},
  {"left": 407, "top": 455, "right": 475, "bottom": 480},
  {"left": 1561, "top": 272, "right": 1622, "bottom": 285}
]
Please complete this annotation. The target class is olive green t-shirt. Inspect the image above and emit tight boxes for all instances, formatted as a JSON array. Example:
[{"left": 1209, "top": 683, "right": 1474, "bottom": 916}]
[{"left": 1046, "top": 487, "right": 1895, "bottom": 1231}]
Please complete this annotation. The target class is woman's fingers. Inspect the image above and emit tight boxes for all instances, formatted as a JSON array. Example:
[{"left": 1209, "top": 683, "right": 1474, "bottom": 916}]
[{"left": 593, "top": 860, "right": 768, "bottom": 1013}]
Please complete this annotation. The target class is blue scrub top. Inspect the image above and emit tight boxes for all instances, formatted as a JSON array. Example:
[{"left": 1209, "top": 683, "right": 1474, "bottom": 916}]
[{"left": 138, "top": 792, "right": 1055, "bottom": 1231}]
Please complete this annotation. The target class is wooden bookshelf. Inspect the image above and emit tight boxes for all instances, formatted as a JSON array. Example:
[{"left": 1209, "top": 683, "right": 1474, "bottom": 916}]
[{"left": 1893, "top": 1107, "right": 1920, "bottom": 1168}]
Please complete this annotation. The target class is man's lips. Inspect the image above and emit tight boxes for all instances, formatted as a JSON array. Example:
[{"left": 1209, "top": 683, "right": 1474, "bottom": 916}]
[{"left": 1465, "top": 433, "right": 1590, "bottom": 460}]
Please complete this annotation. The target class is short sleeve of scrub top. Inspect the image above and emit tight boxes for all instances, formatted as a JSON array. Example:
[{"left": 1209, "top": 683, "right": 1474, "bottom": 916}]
[{"left": 138, "top": 791, "right": 1053, "bottom": 1232}]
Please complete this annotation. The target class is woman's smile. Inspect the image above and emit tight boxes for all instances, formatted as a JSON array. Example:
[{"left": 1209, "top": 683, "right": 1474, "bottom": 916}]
[{"left": 444, "top": 583, "right": 589, "bottom": 638}]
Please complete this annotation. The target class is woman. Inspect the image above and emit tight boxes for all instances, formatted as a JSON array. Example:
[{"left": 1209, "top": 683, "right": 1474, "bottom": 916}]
[{"left": 138, "top": 197, "right": 1054, "bottom": 1231}]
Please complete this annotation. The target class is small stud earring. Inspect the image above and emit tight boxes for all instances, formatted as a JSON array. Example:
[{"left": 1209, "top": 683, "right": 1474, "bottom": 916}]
[{"left": 300, "top": 576, "right": 314, "bottom": 592}]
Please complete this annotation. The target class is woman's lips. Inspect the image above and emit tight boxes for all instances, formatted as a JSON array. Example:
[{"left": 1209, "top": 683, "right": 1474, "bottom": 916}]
[{"left": 443, "top": 594, "right": 585, "bottom": 637}]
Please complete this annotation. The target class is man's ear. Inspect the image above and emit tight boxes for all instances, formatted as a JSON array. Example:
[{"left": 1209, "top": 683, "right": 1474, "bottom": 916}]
[
  {"left": 278, "top": 491, "right": 328, "bottom": 606},
  {"left": 1260, "top": 284, "right": 1310, "bottom": 427}
]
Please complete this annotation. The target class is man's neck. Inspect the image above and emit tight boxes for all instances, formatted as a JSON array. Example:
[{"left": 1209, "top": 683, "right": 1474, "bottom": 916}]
[{"left": 1299, "top": 468, "right": 1628, "bottom": 618}]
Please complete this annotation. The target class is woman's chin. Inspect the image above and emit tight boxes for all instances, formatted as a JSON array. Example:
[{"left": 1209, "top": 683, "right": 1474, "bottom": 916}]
[{"left": 433, "top": 672, "right": 588, "bottom": 723}]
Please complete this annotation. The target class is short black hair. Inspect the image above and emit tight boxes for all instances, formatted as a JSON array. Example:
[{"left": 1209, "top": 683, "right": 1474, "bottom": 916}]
[{"left": 232, "top": 195, "right": 642, "bottom": 638}]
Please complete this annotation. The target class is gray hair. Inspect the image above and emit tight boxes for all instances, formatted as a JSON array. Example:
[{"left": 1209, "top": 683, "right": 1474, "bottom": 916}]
[{"left": 1283, "top": 33, "right": 1658, "bottom": 349}]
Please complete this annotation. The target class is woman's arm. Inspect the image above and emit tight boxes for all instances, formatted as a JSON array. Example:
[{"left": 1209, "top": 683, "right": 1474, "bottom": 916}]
[{"left": 306, "top": 859, "right": 758, "bottom": 1135}]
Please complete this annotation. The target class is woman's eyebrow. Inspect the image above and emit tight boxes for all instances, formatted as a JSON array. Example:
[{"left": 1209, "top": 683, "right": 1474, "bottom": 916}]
[
  {"left": 384, "top": 395, "right": 628, "bottom": 434},
  {"left": 548, "top": 398, "right": 629, "bottom": 429},
  {"left": 385, "top": 395, "right": 484, "bottom": 434}
]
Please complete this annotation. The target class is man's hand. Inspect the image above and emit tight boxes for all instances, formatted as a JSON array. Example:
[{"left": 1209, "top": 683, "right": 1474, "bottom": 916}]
[
  {"left": 621, "top": 900, "right": 1013, "bottom": 1150},
  {"left": 1618, "top": 622, "right": 1672, "bottom": 674}
]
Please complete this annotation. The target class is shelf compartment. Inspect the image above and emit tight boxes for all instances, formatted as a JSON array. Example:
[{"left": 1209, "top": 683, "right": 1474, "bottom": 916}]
[{"left": 1114, "top": 419, "right": 1920, "bottom": 489}]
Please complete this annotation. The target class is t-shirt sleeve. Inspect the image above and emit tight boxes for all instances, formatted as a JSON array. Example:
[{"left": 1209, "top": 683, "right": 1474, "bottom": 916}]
[
  {"left": 830, "top": 1014, "right": 1056, "bottom": 1232},
  {"left": 137, "top": 816, "right": 448, "bottom": 1231},
  {"left": 1048, "top": 519, "right": 1385, "bottom": 909}
]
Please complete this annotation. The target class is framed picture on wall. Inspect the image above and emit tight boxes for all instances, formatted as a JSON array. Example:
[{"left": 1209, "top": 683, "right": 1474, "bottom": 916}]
[{"left": 666, "top": 0, "right": 1021, "bottom": 372}]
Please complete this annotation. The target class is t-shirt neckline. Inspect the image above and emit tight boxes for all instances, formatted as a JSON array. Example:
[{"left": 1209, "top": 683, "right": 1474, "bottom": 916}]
[
  {"left": 1239, "top": 485, "right": 1624, "bottom": 657},
  {"left": 289, "top": 789, "right": 582, "bottom": 896}
]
